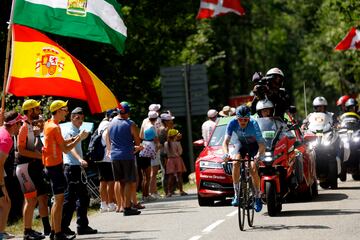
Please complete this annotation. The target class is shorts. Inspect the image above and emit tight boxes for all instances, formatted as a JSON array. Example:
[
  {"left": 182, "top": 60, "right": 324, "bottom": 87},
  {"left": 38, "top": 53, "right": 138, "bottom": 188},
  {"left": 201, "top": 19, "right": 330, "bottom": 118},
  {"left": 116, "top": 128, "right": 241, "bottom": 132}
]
[
  {"left": 45, "top": 164, "right": 66, "bottom": 195},
  {"left": 239, "top": 142, "right": 259, "bottom": 159},
  {"left": 151, "top": 151, "right": 161, "bottom": 167},
  {"left": 112, "top": 160, "right": 137, "bottom": 183},
  {"left": 137, "top": 156, "right": 151, "bottom": 170},
  {"left": 166, "top": 156, "right": 187, "bottom": 174},
  {"left": 97, "top": 162, "right": 115, "bottom": 182}
]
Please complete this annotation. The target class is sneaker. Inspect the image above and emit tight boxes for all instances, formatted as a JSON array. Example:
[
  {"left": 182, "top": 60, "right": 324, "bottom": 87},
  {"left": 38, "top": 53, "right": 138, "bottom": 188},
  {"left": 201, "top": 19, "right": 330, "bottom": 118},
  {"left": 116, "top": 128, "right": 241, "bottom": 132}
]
[
  {"left": 108, "top": 202, "right": 116, "bottom": 212},
  {"left": 3, "top": 232, "right": 15, "bottom": 239},
  {"left": 23, "top": 229, "right": 45, "bottom": 240},
  {"left": 151, "top": 193, "right": 161, "bottom": 199},
  {"left": 231, "top": 197, "right": 239, "bottom": 207},
  {"left": 254, "top": 198, "right": 263, "bottom": 212},
  {"left": 123, "top": 207, "right": 141, "bottom": 216},
  {"left": 99, "top": 202, "right": 108, "bottom": 213},
  {"left": 77, "top": 226, "right": 97, "bottom": 235},
  {"left": 180, "top": 191, "right": 188, "bottom": 196},
  {"left": 62, "top": 228, "right": 75, "bottom": 236},
  {"left": 54, "top": 232, "right": 76, "bottom": 240}
]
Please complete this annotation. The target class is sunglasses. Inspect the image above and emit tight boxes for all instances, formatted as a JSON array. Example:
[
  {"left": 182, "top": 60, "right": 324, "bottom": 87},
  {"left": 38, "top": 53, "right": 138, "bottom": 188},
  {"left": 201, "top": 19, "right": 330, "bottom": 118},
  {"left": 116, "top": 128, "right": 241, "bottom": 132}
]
[
  {"left": 60, "top": 107, "right": 68, "bottom": 112},
  {"left": 237, "top": 117, "right": 250, "bottom": 123}
]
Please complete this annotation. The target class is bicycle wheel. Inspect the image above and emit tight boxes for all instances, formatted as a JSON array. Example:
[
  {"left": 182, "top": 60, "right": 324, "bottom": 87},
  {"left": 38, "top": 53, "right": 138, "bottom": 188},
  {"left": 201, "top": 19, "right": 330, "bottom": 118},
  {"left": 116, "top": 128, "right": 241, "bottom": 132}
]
[
  {"left": 247, "top": 178, "right": 255, "bottom": 227},
  {"left": 238, "top": 178, "right": 246, "bottom": 231}
]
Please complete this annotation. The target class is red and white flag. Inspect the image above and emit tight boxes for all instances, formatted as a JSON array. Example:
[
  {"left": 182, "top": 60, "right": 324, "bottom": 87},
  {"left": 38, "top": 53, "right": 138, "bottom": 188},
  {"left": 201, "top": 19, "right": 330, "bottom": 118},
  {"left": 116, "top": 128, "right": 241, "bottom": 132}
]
[
  {"left": 196, "top": 0, "right": 245, "bottom": 19},
  {"left": 335, "top": 27, "right": 360, "bottom": 50}
]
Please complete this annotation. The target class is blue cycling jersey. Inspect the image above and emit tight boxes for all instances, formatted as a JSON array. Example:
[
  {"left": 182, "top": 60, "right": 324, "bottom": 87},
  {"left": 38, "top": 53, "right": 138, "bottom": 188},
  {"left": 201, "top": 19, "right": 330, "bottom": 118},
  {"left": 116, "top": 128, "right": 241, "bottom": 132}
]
[{"left": 225, "top": 118, "right": 264, "bottom": 144}]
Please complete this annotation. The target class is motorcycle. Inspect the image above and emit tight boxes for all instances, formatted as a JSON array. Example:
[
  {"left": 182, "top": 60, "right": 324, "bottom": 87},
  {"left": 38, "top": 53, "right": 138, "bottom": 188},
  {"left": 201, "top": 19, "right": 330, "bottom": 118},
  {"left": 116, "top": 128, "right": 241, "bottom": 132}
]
[
  {"left": 257, "top": 117, "right": 307, "bottom": 216},
  {"left": 303, "top": 112, "right": 342, "bottom": 189},
  {"left": 338, "top": 112, "right": 360, "bottom": 181}
]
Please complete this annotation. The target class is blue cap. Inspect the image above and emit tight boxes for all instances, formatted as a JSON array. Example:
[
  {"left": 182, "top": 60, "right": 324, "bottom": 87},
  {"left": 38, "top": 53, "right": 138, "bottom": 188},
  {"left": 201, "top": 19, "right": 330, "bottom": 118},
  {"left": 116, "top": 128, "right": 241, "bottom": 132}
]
[{"left": 119, "top": 101, "right": 130, "bottom": 114}]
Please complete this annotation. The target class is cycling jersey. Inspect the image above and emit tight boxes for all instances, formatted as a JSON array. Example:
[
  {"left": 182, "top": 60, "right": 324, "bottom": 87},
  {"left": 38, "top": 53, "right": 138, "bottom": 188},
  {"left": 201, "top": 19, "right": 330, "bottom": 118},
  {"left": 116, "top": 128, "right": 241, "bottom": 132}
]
[{"left": 225, "top": 118, "right": 265, "bottom": 145}]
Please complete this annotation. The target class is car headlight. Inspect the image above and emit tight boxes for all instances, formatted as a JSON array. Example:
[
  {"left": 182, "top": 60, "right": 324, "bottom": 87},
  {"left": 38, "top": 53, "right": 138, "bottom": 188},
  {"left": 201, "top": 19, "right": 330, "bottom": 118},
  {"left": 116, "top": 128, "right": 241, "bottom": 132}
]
[
  {"left": 353, "top": 137, "right": 360, "bottom": 142},
  {"left": 323, "top": 140, "right": 331, "bottom": 146},
  {"left": 199, "top": 161, "right": 223, "bottom": 170},
  {"left": 264, "top": 156, "right": 274, "bottom": 162}
]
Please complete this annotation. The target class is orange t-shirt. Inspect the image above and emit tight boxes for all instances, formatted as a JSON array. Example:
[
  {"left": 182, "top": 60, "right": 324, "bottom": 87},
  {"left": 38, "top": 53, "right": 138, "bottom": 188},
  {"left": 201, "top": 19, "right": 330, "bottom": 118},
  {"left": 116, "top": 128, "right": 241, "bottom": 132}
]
[{"left": 42, "top": 119, "right": 64, "bottom": 167}]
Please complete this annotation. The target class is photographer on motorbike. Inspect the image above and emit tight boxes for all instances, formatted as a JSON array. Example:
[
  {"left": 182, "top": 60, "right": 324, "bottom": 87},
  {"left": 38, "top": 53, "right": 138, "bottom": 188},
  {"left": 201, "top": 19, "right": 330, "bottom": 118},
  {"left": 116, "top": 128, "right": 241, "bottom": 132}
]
[
  {"left": 302, "top": 96, "right": 337, "bottom": 130},
  {"left": 222, "top": 105, "right": 265, "bottom": 212},
  {"left": 251, "top": 68, "right": 291, "bottom": 121}
]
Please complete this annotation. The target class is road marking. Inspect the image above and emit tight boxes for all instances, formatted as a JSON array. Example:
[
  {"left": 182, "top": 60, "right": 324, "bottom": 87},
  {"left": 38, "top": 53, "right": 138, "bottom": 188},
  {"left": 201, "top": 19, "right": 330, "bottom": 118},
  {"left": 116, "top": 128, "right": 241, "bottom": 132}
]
[
  {"left": 226, "top": 210, "right": 238, "bottom": 217},
  {"left": 202, "top": 219, "right": 225, "bottom": 233},
  {"left": 188, "top": 235, "right": 202, "bottom": 240}
]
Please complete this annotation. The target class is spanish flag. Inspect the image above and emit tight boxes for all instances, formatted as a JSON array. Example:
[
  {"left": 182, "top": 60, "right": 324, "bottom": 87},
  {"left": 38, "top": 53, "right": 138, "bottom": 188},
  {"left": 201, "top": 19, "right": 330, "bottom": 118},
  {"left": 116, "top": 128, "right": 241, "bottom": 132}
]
[{"left": 7, "top": 24, "right": 119, "bottom": 114}]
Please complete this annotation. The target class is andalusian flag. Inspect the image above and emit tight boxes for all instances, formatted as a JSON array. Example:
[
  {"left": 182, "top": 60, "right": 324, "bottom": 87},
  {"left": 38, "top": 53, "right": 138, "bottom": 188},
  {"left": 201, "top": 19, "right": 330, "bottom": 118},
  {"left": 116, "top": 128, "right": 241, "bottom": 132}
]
[
  {"left": 13, "top": 0, "right": 127, "bottom": 54},
  {"left": 7, "top": 24, "right": 120, "bottom": 114}
]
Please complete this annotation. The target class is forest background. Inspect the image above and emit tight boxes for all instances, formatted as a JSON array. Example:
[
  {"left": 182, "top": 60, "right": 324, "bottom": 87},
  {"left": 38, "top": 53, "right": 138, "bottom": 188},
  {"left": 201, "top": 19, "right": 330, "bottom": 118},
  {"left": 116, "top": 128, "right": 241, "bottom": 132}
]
[{"left": 1, "top": 0, "right": 360, "bottom": 169}]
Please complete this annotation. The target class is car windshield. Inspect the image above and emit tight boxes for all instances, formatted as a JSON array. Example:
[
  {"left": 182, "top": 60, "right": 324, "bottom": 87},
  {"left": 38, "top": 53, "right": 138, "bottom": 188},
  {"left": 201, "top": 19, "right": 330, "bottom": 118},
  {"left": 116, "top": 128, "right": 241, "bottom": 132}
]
[{"left": 208, "top": 125, "right": 238, "bottom": 146}]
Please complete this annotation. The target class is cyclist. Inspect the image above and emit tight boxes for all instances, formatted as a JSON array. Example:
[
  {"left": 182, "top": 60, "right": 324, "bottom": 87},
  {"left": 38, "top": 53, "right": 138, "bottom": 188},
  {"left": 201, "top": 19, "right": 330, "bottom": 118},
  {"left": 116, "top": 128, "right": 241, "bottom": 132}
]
[{"left": 222, "top": 105, "right": 265, "bottom": 212}]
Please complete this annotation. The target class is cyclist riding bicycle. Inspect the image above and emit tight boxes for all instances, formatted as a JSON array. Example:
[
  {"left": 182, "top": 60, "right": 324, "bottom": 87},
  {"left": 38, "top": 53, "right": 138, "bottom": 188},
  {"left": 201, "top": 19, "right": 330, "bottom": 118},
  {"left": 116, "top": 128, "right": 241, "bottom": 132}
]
[{"left": 222, "top": 105, "right": 265, "bottom": 212}]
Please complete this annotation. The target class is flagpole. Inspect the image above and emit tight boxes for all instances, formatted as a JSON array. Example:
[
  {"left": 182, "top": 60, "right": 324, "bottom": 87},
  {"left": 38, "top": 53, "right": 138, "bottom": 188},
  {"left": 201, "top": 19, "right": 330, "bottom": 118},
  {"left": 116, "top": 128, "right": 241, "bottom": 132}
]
[
  {"left": 0, "top": 0, "right": 16, "bottom": 125},
  {"left": 303, "top": 81, "right": 307, "bottom": 116}
]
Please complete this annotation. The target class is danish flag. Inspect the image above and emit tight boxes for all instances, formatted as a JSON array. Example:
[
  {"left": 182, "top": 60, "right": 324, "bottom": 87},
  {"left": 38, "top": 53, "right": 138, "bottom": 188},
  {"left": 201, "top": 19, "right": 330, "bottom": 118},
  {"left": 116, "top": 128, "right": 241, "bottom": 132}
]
[
  {"left": 335, "top": 27, "right": 360, "bottom": 50},
  {"left": 196, "top": 0, "right": 245, "bottom": 19}
]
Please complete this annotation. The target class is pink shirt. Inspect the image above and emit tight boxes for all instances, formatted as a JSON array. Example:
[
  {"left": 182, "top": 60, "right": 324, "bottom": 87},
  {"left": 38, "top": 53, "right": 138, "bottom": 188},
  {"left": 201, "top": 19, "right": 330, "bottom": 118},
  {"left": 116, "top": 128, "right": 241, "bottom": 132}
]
[{"left": 0, "top": 126, "right": 13, "bottom": 155}]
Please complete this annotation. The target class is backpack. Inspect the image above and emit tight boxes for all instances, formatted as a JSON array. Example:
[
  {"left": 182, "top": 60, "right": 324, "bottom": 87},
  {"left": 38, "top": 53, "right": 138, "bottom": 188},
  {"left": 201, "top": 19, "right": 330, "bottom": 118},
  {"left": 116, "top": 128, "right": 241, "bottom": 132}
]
[{"left": 86, "top": 128, "right": 105, "bottom": 162}]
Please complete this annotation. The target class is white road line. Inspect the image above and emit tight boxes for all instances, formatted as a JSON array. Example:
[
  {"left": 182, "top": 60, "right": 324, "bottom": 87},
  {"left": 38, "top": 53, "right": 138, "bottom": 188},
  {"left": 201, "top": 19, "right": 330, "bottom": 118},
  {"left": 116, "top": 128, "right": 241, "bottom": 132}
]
[
  {"left": 188, "top": 235, "right": 202, "bottom": 240},
  {"left": 226, "top": 210, "right": 238, "bottom": 217},
  {"left": 202, "top": 219, "right": 225, "bottom": 233}
]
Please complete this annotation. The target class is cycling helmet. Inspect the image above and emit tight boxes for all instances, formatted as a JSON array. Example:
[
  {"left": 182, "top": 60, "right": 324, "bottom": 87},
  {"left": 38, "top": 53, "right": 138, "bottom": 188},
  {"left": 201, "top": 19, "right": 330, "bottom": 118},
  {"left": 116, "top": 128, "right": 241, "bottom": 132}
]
[
  {"left": 266, "top": 68, "right": 284, "bottom": 78},
  {"left": 312, "top": 96, "right": 328, "bottom": 107},
  {"left": 235, "top": 105, "right": 251, "bottom": 118},
  {"left": 336, "top": 95, "right": 350, "bottom": 106},
  {"left": 256, "top": 99, "right": 274, "bottom": 111}
]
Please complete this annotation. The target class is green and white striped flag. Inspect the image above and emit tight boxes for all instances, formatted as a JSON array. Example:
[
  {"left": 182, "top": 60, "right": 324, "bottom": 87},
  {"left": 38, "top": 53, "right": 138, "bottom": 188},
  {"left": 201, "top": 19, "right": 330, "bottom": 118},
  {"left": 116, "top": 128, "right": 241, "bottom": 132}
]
[{"left": 13, "top": 0, "right": 127, "bottom": 54}]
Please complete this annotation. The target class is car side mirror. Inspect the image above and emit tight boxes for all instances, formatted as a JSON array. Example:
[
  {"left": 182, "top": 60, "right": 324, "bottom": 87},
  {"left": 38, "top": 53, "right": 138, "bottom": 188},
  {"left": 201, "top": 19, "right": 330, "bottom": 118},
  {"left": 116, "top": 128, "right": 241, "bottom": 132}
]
[{"left": 193, "top": 139, "right": 205, "bottom": 147}]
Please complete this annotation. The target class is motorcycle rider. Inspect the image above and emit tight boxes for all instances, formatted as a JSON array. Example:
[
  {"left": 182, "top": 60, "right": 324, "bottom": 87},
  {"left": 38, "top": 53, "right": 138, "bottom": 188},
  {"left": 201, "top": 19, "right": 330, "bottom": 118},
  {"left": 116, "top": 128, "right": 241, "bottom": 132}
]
[
  {"left": 256, "top": 99, "right": 274, "bottom": 118},
  {"left": 222, "top": 105, "right": 265, "bottom": 212},
  {"left": 302, "top": 96, "right": 337, "bottom": 130},
  {"left": 339, "top": 98, "right": 360, "bottom": 125},
  {"left": 251, "top": 68, "right": 291, "bottom": 121}
]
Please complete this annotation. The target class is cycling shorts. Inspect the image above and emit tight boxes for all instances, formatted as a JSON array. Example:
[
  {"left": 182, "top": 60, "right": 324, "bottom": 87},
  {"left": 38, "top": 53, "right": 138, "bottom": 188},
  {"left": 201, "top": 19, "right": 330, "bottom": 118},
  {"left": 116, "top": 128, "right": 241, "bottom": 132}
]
[
  {"left": 45, "top": 163, "right": 66, "bottom": 195},
  {"left": 97, "top": 162, "right": 115, "bottom": 182},
  {"left": 16, "top": 161, "right": 50, "bottom": 199}
]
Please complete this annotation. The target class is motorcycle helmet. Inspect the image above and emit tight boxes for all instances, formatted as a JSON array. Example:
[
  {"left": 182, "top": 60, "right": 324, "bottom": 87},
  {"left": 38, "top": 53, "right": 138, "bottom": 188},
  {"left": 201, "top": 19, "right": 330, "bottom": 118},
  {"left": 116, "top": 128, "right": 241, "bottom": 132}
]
[
  {"left": 336, "top": 95, "right": 350, "bottom": 106},
  {"left": 313, "top": 96, "right": 327, "bottom": 112},
  {"left": 235, "top": 105, "right": 251, "bottom": 118},
  {"left": 266, "top": 68, "right": 284, "bottom": 78},
  {"left": 344, "top": 98, "right": 358, "bottom": 112},
  {"left": 256, "top": 99, "right": 274, "bottom": 118}
]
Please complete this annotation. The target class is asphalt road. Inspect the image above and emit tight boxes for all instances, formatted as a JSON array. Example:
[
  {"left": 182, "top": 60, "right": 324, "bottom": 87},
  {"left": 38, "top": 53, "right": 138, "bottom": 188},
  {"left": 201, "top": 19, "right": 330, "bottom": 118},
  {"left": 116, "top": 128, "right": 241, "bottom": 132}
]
[{"left": 12, "top": 177, "right": 360, "bottom": 240}]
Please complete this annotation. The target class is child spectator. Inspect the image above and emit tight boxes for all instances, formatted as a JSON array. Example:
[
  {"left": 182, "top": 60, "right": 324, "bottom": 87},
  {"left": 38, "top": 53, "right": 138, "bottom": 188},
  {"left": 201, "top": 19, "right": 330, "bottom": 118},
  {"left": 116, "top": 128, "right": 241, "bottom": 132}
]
[{"left": 164, "top": 129, "right": 187, "bottom": 197}]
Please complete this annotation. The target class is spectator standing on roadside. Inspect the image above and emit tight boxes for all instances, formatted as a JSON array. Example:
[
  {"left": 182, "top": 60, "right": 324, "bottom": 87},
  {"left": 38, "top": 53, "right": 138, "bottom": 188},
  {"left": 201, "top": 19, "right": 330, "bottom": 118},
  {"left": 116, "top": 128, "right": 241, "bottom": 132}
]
[
  {"left": 138, "top": 111, "right": 159, "bottom": 201},
  {"left": 98, "top": 109, "right": 117, "bottom": 213},
  {"left": 158, "top": 113, "right": 175, "bottom": 196},
  {"left": 42, "top": 100, "right": 88, "bottom": 240},
  {"left": 164, "top": 129, "right": 187, "bottom": 197},
  {"left": 201, "top": 109, "right": 218, "bottom": 146},
  {"left": 108, "top": 102, "right": 142, "bottom": 216},
  {"left": 16, "top": 100, "right": 49, "bottom": 239},
  {"left": 61, "top": 107, "right": 97, "bottom": 236},
  {"left": 140, "top": 104, "right": 162, "bottom": 199},
  {"left": 0, "top": 111, "right": 26, "bottom": 240}
]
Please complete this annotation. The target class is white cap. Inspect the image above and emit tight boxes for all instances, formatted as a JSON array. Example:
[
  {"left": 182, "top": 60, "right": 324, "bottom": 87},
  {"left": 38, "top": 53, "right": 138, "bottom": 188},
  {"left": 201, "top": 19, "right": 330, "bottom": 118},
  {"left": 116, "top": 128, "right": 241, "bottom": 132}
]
[
  {"left": 148, "top": 111, "right": 159, "bottom": 119},
  {"left": 207, "top": 109, "right": 218, "bottom": 118},
  {"left": 149, "top": 104, "right": 161, "bottom": 111},
  {"left": 160, "top": 113, "right": 175, "bottom": 121}
]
